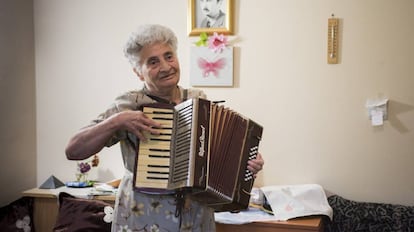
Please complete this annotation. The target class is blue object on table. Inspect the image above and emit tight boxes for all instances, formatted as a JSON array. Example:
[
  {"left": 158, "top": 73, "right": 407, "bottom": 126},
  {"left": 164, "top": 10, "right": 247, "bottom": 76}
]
[{"left": 65, "top": 181, "right": 92, "bottom": 188}]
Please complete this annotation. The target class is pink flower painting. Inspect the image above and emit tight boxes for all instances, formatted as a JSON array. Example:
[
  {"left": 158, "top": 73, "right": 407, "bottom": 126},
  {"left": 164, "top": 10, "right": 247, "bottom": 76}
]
[{"left": 190, "top": 46, "right": 233, "bottom": 86}]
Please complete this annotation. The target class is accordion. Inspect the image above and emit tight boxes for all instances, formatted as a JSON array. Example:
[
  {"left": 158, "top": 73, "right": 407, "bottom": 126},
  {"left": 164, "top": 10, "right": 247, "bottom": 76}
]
[{"left": 133, "top": 97, "right": 263, "bottom": 211}]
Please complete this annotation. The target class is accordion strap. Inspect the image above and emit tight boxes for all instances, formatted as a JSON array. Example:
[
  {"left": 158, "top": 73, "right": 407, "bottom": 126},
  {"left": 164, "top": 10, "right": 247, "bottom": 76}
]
[
  {"left": 174, "top": 189, "right": 192, "bottom": 228},
  {"left": 183, "top": 89, "right": 188, "bottom": 101},
  {"left": 174, "top": 191, "right": 185, "bottom": 218}
]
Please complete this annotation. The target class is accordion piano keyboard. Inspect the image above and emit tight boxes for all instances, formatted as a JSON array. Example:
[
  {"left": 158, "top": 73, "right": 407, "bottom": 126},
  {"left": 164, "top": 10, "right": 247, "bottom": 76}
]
[{"left": 135, "top": 107, "right": 174, "bottom": 189}]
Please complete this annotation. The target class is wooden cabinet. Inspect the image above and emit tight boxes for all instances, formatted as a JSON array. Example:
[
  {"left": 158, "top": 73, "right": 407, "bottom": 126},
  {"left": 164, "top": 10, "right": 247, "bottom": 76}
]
[
  {"left": 23, "top": 188, "right": 323, "bottom": 232},
  {"left": 216, "top": 216, "right": 324, "bottom": 232}
]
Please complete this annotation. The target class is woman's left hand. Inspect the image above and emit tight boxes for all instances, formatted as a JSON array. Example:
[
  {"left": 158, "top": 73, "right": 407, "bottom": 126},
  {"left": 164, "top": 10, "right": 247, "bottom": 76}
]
[{"left": 247, "top": 152, "right": 264, "bottom": 178}]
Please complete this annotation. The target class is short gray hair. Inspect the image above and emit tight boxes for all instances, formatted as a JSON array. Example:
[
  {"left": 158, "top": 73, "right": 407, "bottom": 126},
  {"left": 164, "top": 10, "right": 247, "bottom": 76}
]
[{"left": 123, "top": 24, "right": 178, "bottom": 70}]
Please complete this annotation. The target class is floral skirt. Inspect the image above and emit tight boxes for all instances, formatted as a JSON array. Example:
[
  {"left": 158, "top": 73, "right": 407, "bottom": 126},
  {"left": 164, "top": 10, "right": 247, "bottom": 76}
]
[{"left": 111, "top": 170, "right": 215, "bottom": 232}]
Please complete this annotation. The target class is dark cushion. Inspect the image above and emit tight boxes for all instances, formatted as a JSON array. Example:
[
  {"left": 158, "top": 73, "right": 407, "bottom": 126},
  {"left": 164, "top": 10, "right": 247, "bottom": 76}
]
[
  {"left": 53, "top": 192, "right": 112, "bottom": 232},
  {"left": 325, "top": 194, "right": 414, "bottom": 232},
  {"left": 0, "top": 197, "right": 35, "bottom": 232}
]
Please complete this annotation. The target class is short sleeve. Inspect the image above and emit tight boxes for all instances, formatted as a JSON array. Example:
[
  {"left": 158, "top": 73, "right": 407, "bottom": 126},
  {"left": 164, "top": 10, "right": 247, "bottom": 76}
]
[{"left": 88, "top": 91, "right": 143, "bottom": 147}]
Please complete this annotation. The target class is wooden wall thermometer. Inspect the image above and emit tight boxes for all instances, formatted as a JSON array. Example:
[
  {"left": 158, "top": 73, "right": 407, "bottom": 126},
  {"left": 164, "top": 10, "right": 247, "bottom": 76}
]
[{"left": 327, "top": 15, "right": 339, "bottom": 64}]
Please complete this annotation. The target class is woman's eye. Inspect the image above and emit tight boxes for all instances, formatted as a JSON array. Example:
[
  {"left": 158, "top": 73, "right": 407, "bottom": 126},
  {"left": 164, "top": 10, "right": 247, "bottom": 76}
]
[
  {"left": 165, "top": 53, "right": 175, "bottom": 61},
  {"left": 148, "top": 58, "right": 159, "bottom": 66}
]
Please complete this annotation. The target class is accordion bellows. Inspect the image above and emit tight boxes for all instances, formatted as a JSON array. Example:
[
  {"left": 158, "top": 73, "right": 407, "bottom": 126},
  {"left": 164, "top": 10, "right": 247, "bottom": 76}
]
[{"left": 133, "top": 97, "right": 263, "bottom": 211}]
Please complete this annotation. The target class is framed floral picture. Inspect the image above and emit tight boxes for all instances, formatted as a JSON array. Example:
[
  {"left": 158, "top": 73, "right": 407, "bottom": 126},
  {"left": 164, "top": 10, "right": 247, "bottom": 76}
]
[
  {"left": 190, "top": 45, "right": 233, "bottom": 87},
  {"left": 188, "top": 0, "right": 234, "bottom": 36}
]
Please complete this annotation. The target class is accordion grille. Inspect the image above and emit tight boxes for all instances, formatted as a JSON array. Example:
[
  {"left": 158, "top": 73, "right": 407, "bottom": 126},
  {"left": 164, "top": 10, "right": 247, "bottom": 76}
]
[{"left": 170, "top": 103, "right": 194, "bottom": 183}]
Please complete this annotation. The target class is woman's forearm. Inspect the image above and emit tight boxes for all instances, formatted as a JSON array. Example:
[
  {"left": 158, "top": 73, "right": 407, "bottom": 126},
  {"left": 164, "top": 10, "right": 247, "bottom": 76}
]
[{"left": 65, "top": 115, "right": 120, "bottom": 160}]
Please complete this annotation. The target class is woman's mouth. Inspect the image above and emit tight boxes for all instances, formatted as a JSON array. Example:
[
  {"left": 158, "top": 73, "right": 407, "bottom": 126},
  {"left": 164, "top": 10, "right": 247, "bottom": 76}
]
[{"left": 159, "top": 72, "right": 176, "bottom": 80}]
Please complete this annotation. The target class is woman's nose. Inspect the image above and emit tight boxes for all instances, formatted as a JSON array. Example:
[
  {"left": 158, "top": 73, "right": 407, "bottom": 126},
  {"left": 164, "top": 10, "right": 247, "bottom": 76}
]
[{"left": 159, "top": 59, "right": 170, "bottom": 72}]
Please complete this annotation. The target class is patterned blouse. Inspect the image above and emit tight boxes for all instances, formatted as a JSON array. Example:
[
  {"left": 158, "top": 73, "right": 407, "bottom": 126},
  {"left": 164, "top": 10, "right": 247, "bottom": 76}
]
[{"left": 89, "top": 86, "right": 215, "bottom": 232}]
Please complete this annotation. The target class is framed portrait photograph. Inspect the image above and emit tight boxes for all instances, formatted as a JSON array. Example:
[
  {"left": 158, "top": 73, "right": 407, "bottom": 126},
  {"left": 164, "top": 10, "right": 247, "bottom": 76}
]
[{"left": 188, "top": 0, "right": 234, "bottom": 36}]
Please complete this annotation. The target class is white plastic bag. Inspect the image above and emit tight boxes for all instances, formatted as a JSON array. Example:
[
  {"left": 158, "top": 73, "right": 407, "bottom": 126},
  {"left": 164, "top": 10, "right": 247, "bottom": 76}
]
[{"left": 261, "top": 184, "right": 333, "bottom": 221}]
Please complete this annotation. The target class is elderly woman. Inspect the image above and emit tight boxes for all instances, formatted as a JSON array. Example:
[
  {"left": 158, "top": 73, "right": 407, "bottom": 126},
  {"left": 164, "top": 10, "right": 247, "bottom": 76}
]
[{"left": 65, "top": 24, "right": 264, "bottom": 232}]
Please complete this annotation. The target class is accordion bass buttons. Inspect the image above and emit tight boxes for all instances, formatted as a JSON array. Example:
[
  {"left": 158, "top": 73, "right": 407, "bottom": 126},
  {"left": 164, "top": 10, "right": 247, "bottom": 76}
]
[{"left": 244, "top": 145, "right": 259, "bottom": 181}]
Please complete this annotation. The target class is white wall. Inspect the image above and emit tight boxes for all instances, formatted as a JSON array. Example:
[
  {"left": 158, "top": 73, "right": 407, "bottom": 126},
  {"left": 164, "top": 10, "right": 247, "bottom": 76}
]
[{"left": 34, "top": 0, "right": 414, "bottom": 206}]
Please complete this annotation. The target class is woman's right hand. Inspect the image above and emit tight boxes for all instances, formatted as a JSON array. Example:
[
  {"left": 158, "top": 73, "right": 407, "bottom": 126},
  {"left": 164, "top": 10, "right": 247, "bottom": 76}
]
[
  {"left": 113, "top": 110, "right": 162, "bottom": 141},
  {"left": 66, "top": 110, "right": 162, "bottom": 160}
]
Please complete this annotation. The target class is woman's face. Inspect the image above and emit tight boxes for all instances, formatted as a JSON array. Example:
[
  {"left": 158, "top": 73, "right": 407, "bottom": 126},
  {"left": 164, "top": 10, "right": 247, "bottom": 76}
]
[
  {"left": 136, "top": 42, "right": 180, "bottom": 93},
  {"left": 200, "top": 0, "right": 223, "bottom": 18}
]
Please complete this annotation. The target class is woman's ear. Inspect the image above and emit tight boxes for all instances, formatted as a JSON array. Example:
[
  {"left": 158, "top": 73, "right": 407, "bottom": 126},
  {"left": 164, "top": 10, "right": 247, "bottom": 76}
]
[{"left": 133, "top": 68, "right": 145, "bottom": 81}]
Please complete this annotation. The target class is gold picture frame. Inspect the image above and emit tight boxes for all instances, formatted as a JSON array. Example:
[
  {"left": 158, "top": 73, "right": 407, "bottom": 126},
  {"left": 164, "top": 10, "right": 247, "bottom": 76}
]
[{"left": 188, "top": 0, "right": 234, "bottom": 36}]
